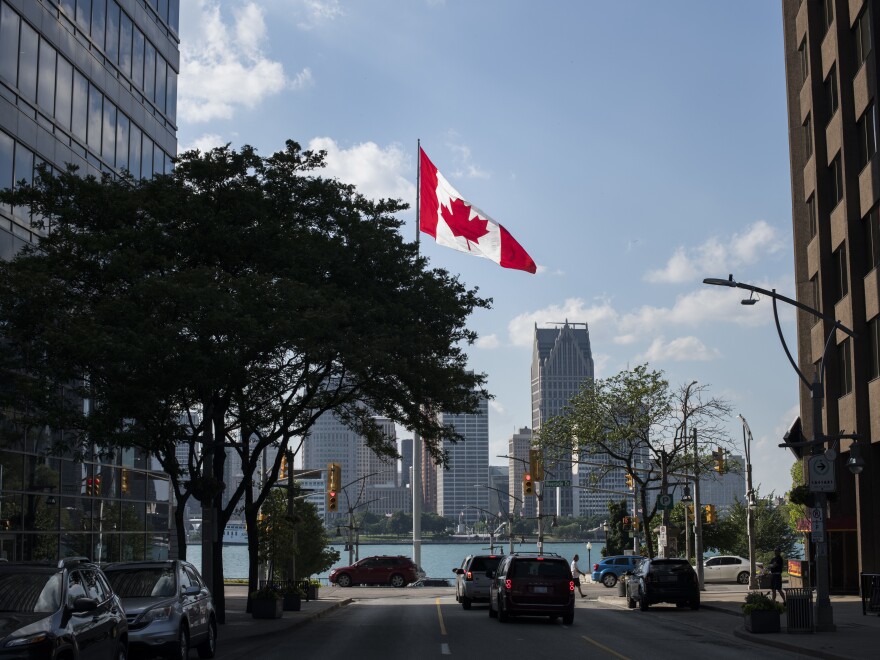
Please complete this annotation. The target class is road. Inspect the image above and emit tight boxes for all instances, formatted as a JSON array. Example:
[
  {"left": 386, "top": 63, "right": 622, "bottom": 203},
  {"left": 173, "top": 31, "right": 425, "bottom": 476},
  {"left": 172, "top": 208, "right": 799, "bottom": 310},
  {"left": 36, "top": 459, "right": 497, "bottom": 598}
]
[{"left": 213, "top": 587, "right": 805, "bottom": 660}]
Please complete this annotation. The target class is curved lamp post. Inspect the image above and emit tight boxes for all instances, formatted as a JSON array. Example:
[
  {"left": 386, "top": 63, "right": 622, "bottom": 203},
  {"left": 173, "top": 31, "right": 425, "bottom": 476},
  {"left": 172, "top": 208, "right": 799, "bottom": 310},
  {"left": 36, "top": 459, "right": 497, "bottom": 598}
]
[
  {"left": 704, "top": 274, "right": 856, "bottom": 632},
  {"left": 737, "top": 415, "right": 758, "bottom": 589},
  {"left": 474, "top": 483, "right": 522, "bottom": 553}
]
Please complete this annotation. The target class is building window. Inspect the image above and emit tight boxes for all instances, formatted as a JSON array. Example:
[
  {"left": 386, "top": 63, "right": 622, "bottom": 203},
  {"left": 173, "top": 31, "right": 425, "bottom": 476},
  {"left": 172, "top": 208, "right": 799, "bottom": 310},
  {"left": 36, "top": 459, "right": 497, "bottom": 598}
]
[
  {"left": 869, "top": 316, "right": 880, "bottom": 381},
  {"left": 857, "top": 103, "right": 877, "bottom": 169},
  {"left": 837, "top": 338, "right": 853, "bottom": 396},
  {"left": 865, "top": 207, "right": 880, "bottom": 273},
  {"left": 823, "top": 0, "right": 834, "bottom": 36},
  {"left": 809, "top": 275, "right": 820, "bottom": 326},
  {"left": 799, "top": 37, "right": 809, "bottom": 84},
  {"left": 807, "top": 195, "right": 817, "bottom": 237},
  {"left": 804, "top": 114, "right": 813, "bottom": 158},
  {"left": 824, "top": 65, "right": 838, "bottom": 122},
  {"left": 854, "top": 7, "right": 872, "bottom": 71},
  {"left": 832, "top": 242, "right": 848, "bottom": 301},
  {"left": 830, "top": 155, "right": 843, "bottom": 205}
]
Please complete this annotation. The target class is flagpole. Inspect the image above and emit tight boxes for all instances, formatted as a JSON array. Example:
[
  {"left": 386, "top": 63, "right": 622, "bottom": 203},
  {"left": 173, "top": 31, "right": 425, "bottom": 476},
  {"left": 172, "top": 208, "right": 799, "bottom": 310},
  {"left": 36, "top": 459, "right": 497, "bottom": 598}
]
[{"left": 412, "top": 139, "right": 422, "bottom": 575}]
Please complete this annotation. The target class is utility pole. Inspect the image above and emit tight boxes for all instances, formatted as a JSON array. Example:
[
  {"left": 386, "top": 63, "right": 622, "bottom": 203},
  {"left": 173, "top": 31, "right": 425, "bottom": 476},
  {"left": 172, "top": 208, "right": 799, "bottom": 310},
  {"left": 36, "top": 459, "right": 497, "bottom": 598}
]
[
  {"left": 286, "top": 450, "right": 295, "bottom": 584},
  {"left": 693, "top": 427, "right": 705, "bottom": 591},
  {"left": 536, "top": 481, "right": 544, "bottom": 556}
]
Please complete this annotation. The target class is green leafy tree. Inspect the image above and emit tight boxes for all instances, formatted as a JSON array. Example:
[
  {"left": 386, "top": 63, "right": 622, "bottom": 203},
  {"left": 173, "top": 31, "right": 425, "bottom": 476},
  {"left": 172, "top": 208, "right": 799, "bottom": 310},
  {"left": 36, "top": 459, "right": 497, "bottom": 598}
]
[
  {"left": 292, "top": 497, "right": 339, "bottom": 579},
  {"left": 0, "top": 142, "right": 490, "bottom": 620},
  {"left": 603, "top": 500, "right": 630, "bottom": 557}
]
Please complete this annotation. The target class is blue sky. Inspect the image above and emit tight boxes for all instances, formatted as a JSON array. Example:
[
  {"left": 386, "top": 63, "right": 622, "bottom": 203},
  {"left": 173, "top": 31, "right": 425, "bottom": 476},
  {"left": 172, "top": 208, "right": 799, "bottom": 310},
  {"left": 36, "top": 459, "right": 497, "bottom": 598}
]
[{"left": 177, "top": 1, "right": 799, "bottom": 497}]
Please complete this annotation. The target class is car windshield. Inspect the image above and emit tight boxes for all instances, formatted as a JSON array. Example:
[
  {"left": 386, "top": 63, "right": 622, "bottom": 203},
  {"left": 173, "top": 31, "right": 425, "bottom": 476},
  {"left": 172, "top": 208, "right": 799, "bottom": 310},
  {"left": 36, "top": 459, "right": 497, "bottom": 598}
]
[
  {"left": 510, "top": 559, "right": 568, "bottom": 579},
  {"left": 469, "top": 557, "right": 500, "bottom": 572},
  {"left": 105, "top": 567, "right": 176, "bottom": 598},
  {"left": 650, "top": 561, "right": 692, "bottom": 575},
  {"left": 0, "top": 571, "right": 62, "bottom": 613}
]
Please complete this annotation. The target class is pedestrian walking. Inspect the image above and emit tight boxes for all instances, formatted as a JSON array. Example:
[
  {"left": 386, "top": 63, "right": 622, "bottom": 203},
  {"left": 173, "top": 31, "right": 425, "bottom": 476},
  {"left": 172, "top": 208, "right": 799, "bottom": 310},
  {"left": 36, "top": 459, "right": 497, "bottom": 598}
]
[
  {"left": 768, "top": 547, "right": 786, "bottom": 604},
  {"left": 571, "top": 554, "right": 587, "bottom": 598}
]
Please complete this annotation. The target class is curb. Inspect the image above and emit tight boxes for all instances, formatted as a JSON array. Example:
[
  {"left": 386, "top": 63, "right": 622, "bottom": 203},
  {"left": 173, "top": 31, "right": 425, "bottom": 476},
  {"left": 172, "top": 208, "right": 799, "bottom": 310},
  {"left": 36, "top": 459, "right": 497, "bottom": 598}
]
[
  {"left": 731, "top": 627, "right": 852, "bottom": 660},
  {"left": 223, "top": 598, "right": 353, "bottom": 644}
]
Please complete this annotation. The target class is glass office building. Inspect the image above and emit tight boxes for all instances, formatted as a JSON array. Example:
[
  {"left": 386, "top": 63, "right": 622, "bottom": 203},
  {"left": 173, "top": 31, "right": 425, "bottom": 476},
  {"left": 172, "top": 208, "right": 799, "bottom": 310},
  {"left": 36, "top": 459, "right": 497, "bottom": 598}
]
[{"left": 0, "top": 0, "right": 179, "bottom": 561}]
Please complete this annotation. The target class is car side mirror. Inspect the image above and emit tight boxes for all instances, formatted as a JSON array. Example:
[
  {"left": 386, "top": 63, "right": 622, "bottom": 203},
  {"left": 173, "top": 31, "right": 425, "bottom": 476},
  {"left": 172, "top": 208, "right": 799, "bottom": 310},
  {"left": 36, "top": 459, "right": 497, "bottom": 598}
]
[
  {"left": 182, "top": 585, "right": 201, "bottom": 597},
  {"left": 71, "top": 597, "right": 98, "bottom": 613}
]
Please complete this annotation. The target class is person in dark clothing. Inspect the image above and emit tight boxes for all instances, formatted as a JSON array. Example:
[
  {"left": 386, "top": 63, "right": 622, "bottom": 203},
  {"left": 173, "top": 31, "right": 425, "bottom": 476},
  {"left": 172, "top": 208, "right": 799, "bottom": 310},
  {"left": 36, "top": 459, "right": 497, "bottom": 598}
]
[{"left": 768, "top": 547, "right": 785, "bottom": 603}]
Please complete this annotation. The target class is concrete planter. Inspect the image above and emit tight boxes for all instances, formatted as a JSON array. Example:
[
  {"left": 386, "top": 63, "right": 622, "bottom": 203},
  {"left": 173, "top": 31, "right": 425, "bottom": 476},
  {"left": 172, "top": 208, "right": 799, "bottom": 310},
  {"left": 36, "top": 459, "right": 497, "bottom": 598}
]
[
  {"left": 252, "top": 598, "right": 283, "bottom": 619},
  {"left": 283, "top": 593, "right": 302, "bottom": 611},
  {"left": 744, "top": 610, "right": 781, "bottom": 633}
]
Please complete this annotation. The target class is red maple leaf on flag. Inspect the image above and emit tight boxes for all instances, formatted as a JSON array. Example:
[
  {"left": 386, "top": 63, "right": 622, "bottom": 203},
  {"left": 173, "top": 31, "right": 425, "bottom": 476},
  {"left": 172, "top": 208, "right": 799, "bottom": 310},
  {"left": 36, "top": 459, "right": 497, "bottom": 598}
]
[{"left": 440, "top": 198, "right": 490, "bottom": 249}]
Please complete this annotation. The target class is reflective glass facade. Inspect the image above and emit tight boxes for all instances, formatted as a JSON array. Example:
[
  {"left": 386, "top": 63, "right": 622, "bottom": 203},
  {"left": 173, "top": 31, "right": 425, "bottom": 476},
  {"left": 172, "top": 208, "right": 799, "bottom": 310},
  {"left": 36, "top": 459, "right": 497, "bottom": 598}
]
[{"left": 0, "top": 0, "right": 178, "bottom": 560}]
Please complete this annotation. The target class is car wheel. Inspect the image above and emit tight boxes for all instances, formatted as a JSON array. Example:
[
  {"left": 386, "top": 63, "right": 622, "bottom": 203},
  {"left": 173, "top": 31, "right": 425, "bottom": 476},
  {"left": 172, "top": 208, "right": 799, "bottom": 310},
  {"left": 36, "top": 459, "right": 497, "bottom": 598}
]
[
  {"left": 196, "top": 617, "right": 217, "bottom": 658},
  {"left": 390, "top": 573, "right": 406, "bottom": 588},
  {"left": 562, "top": 609, "right": 574, "bottom": 626},
  {"left": 488, "top": 598, "right": 497, "bottom": 618},
  {"left": 690, "top": 599, "right": 700, "bottom": 611},
  {"left": 627, "top": 595, "right": 636, "bottom": 609},
  {"left": 461, "top": 595, "right": 472, "bottom": 610},
  {"left": 737, "top": 571, "right": 750, "bottom": 585},
  {"left": 115, "top": 642, "right": 127, "bottom": 660},
  {"left": 602, "top": 573, "right": 617, "bottom": 588},
  {"left": 172, "top": 626, "right": 189, "bottom": 660},
  {"left": 639, "top": 594, "right": 649, "bottom": 612},
  {"left": 336, "top": 573, "right": 352, "bottom": 587},
  {"left": 498, "top": 597, "right": 509, "bottom": 623}
]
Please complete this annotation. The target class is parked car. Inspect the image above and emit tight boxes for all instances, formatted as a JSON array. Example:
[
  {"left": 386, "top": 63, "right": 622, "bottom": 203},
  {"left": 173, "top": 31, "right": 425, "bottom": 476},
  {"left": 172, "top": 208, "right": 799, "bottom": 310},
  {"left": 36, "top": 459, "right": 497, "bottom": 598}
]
[
  {"left": 591, "top": 555, "right": 644, "bottom": 588},
  {"left": 0, "top": 557, "right": 128, "bottom": 659},
  {"left": 625, "top": 558, "right": 700, "bottom": 611},
  {"left": 329, "top": 556, "right": 419, "bottom": 588},
  {"left": 103, "top": 559, "right": 216, "bottom": 660},
  {"left": 453, "top": 554, "right": 502, "bottom": 609},
  {"left": 703, "top": 555, "right": 763, "bottom": 584},
  {"left": 488, "top": 553, "right": 574, "bottom": 624}
]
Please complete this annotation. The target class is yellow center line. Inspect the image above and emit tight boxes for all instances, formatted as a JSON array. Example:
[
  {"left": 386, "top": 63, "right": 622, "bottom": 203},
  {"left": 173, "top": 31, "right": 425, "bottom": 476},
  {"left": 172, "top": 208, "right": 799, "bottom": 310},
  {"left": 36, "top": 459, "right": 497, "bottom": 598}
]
[
  {"left": 435, "top": 598, "right": 447, "bottom": 636},
  {"left": 582, "top": 634, "right": 630, "bottom": 660}
]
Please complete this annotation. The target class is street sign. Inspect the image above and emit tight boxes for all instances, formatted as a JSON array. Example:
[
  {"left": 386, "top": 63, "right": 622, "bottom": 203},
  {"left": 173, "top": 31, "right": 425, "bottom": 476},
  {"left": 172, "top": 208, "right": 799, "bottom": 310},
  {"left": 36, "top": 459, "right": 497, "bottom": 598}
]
[
  {"left": 544, "top": 479, "right": 571, "bottom": 487},
  {"left": 657, "top": 493, "right": 673, "bottom": 510},
  {"left": 658, "top": 525, "right": 667, "bottom": 545},
  {"left": 808, "top": 455, "right": 836, "bottom": 492},
  {"left": 810, "top": 506, "right": 825, "bottom": 542}
]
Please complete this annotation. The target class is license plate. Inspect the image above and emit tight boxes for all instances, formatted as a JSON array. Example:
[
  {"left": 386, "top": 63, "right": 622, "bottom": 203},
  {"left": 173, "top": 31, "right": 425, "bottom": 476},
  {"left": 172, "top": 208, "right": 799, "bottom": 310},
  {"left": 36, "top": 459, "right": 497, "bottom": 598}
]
[
  {"left": 659, "top": 575, "right": 677, "bottom": 582},
  {"left": 533, "top": 586, "right": 548, "bottom": 594}
]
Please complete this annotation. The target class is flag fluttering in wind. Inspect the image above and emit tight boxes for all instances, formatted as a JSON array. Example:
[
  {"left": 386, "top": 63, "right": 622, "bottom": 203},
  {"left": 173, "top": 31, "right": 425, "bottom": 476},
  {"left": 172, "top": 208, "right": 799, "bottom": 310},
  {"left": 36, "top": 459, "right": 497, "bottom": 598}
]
[{"left": 419, "top": 147, "right": 536, "bottom": 274}]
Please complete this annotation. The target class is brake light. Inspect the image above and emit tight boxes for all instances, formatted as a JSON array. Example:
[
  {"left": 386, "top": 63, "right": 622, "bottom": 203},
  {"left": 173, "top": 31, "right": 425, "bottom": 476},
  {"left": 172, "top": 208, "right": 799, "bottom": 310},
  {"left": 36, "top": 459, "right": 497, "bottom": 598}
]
[
  {"left": 593, "top": 564, "right": 599, "bottom": 572},
  {"left": 466, "top": 571, "right": 473, "bottom": 581},
  {"left": 505, "top": 579, "right": 512, "bottom": 590},
  {"left": 569, "top": 581, "right": 575, "bottom": 592}
]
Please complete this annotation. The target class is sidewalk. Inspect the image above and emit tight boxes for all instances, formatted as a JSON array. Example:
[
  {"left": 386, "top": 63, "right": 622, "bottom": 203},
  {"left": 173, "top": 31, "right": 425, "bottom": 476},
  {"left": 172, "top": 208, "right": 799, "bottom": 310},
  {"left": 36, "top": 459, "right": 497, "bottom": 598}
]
[{"left": 598, "top": 586, "right": 879, "bottom": 660}]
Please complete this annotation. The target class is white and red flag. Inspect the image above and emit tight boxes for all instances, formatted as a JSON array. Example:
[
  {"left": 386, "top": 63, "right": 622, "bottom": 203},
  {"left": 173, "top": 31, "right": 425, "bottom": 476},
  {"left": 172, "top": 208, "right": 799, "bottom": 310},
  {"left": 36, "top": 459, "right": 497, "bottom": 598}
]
[{"left": 419, "top": 147, "right": 536, "bottom": 274}]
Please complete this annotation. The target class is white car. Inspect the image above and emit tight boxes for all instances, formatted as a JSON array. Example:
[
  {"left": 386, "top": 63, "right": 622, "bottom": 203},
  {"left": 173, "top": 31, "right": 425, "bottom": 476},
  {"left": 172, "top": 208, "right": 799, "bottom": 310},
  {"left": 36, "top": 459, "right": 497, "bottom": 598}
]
[{"left": 703, "top": 555, "right": 763, "bottom": 584}]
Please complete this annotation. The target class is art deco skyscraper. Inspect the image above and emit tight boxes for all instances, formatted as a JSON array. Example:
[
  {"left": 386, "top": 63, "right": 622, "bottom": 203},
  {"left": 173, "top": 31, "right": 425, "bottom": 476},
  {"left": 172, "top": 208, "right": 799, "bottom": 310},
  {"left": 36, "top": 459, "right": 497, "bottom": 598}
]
[{"left": 531, "top": 321, "right": 594, "bottom": 517}]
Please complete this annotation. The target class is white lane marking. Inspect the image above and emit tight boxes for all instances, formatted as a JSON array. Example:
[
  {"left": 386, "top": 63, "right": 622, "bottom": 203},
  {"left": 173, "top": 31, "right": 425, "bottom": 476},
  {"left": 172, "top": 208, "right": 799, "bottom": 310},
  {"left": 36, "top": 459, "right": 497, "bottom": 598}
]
[{"left": 441, "top": 642, "right": 451, "bottom": 655}]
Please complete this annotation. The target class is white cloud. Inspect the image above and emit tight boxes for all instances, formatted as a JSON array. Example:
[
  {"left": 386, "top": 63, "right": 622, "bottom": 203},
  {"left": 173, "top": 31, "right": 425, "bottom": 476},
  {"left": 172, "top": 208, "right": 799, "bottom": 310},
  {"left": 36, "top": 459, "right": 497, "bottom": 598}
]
[
  {"left": 444, "top": 133, "right": 490, "bottom": 179},
  {"left": 636, "top": 336, "right": 720, "bottom": 362},
  {"left": 645, "top": 221, "right": 786, "bottom": 284},
  {"left": 476, "top": 334, "right": 500, "bottom": 349},
  {"left": 180, "top": 2, "right": 293, "bottom": 123},
  {"left": 307, "top": 138, "right": 415, "bottom": 203},
  {"left": 296, "top": 0, "right": 344, "bottom": 29},
  {"left": 489, "top": 400, "right": 505, "bottom": 415},
  {"left": 179, "top": 133, "right": 227, "bottom": 154}
]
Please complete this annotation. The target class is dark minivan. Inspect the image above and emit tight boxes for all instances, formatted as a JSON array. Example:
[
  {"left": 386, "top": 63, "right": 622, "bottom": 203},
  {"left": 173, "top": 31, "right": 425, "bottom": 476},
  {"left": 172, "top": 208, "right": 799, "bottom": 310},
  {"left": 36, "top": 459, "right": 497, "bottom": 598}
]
[{"left": 488, "top": 553, "right": 574, "bottom": 624}]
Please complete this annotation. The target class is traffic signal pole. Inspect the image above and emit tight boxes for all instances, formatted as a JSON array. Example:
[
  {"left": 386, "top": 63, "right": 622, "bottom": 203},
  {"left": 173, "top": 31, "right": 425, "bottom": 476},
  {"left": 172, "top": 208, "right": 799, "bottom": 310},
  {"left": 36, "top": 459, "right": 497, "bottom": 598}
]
[{"left": 692, "top": 428, "right": 705, "bottom": 591}]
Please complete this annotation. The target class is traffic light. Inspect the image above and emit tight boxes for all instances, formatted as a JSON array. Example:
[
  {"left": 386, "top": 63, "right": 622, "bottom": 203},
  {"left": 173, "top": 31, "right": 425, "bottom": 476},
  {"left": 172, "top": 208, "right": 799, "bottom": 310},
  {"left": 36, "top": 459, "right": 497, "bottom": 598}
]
[
  {"left": 93, "top": 476, "right": 101, "bottom": 496},
  {"left": 523, "top": 473, "right": 534, "bottom": 496},
  {"left": 705, "top": 504, "right": 717, "bottom": 524},
  {"left": 85, "top": 477, "right": 93, "bottom": 496},
  {"left": 529, "top": 449, "right": 544, "bottom": 481},
  {"left": 713, "top": 447, "right": 725, "bottom": 473},
  {"left": 623, "top": 516, "right": 631, "bottom": 529},
  {"left": 625, "top": 473, "right": 634, "bottom": 491},
  {"left": 632, "top": 517, "right": 640, "bottom": 531},
  {"left": 121, "top": 469, "right": 129, "bottom": 494},
  {"left": 280, "top": 456, "right": 288, "bottom": 481},
  {"left": 327, "top": 463, "right": 341, "bottom": 491},
  {"left": 327, "top": 490, "right": 338, "bottom": 512}
]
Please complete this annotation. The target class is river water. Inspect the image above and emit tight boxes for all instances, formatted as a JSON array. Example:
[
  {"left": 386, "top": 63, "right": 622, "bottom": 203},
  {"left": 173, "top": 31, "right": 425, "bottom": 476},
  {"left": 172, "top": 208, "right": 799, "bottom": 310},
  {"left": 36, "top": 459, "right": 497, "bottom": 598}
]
[{"left": 186, "top": 540, "right": 606, "bottom": 580}]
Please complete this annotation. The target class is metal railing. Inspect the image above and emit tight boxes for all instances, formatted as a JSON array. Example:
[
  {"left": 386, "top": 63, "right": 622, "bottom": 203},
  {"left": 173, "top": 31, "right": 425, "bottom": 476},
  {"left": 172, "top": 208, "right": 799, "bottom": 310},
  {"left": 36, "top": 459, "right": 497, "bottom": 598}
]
[{"left": 861, "top": 573, "right": 880, "bottom": 615}]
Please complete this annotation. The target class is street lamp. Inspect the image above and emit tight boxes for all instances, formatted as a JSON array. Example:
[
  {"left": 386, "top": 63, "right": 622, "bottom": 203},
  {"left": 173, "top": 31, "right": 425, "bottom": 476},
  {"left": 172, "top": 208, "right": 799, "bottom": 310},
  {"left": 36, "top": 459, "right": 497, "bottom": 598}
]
[
  {"left": 474, "top": 484, "right": 522, "bottom": 553},
  {"left": 738, "top": 414, "right": 758, "bottom": 590},
  {"left": 682, "top": 380, "right": 705, "bottom": 591},
  {"left": 602, "top": 520, "right": 609, "bottom": 553},
  {"left": 586, "top": 541, "right": 592, "bottom": 575},
  {"left": 704, "top": 274, "right": 856, "bottom": 632}
]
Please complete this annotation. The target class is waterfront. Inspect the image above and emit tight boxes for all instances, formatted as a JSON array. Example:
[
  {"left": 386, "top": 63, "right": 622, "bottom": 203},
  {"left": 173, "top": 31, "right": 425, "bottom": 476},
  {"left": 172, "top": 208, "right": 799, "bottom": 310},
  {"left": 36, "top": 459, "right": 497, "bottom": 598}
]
[{"left": 187, "top": 540, "right": 605, "bottom": 580}]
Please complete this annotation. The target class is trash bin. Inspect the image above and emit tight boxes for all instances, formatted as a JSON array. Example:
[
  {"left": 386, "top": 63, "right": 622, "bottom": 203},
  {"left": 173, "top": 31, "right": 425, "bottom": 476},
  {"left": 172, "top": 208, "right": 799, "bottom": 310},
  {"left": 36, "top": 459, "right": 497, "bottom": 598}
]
[
  {"left": 785, "top": 588, "right": 813, "bottom": 633},
  {"left": 757, "top": 572, "right": 772, "bottom": 589},
  {"left": 617, "top": 577, "right": 627, "bottom": 597}
]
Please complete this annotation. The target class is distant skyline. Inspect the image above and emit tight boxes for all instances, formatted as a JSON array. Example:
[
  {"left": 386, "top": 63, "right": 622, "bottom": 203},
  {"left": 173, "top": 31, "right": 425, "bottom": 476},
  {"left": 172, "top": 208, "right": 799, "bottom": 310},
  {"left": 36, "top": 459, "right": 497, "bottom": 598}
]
[{"left": 178, "top": 1, "right": 798, "bottom": 499}]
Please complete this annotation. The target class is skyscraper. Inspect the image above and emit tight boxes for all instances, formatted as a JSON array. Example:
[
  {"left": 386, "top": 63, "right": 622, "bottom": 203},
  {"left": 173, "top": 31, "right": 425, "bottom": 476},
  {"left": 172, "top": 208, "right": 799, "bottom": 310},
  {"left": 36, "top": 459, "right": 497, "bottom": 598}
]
[
  {"left": 0, "top": 0, "right": 178, "bottom": 562},
  {"left": 436, "top": 393, "right": 489, "bottom": 525},
  {"left": 781, "top": 0, "right": 879, "bottom": 590},
  {"left": 400, "top": 437, "right": 413, "bottom": 488},
  {"left": 531, "top": 321, "right": 594, "bottom": 516},
  {"left": 508, "top": 426, "right": 533, "bottom": 516}
]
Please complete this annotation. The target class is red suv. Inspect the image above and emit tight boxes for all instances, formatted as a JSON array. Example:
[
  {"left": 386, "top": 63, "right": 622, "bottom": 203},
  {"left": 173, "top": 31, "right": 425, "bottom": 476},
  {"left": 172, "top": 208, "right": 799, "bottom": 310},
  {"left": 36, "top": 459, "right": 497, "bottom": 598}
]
[
  {"left": 488, "top": 553, "right": 575, "bottom": 624},
  {"left": 329, "top": 556, "right": 419, "bottom": 588}
]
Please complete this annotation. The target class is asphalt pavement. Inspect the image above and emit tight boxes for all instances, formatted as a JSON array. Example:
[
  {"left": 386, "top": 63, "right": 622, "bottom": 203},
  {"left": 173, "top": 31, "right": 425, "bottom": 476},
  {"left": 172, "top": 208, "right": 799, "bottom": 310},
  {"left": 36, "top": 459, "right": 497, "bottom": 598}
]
[{"left": 214, "top": 581, "right": 878, "bottom": 660}]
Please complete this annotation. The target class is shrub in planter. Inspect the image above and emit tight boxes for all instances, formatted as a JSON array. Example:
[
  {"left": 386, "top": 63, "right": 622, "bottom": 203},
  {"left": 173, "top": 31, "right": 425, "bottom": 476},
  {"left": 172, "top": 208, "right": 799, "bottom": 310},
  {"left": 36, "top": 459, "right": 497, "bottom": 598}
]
[
  {"left": 282, "top": 585, "right": 305, "bottom": 611},
  {"left": 307, "top": 579, "right": 321, "bottom": 600},
  {"left": 250, "top": 585, "right": 283, "bottom": 619},
  {"left": 742, "top": 591, "right": 784, "bottom": 633}
]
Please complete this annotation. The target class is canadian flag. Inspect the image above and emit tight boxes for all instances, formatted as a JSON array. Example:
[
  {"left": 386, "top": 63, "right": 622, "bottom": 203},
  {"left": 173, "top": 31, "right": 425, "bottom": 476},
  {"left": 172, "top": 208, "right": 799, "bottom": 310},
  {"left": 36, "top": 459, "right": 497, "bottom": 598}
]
[{"left": 419, "top": 148, "right": 536, "bottom": 274}]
